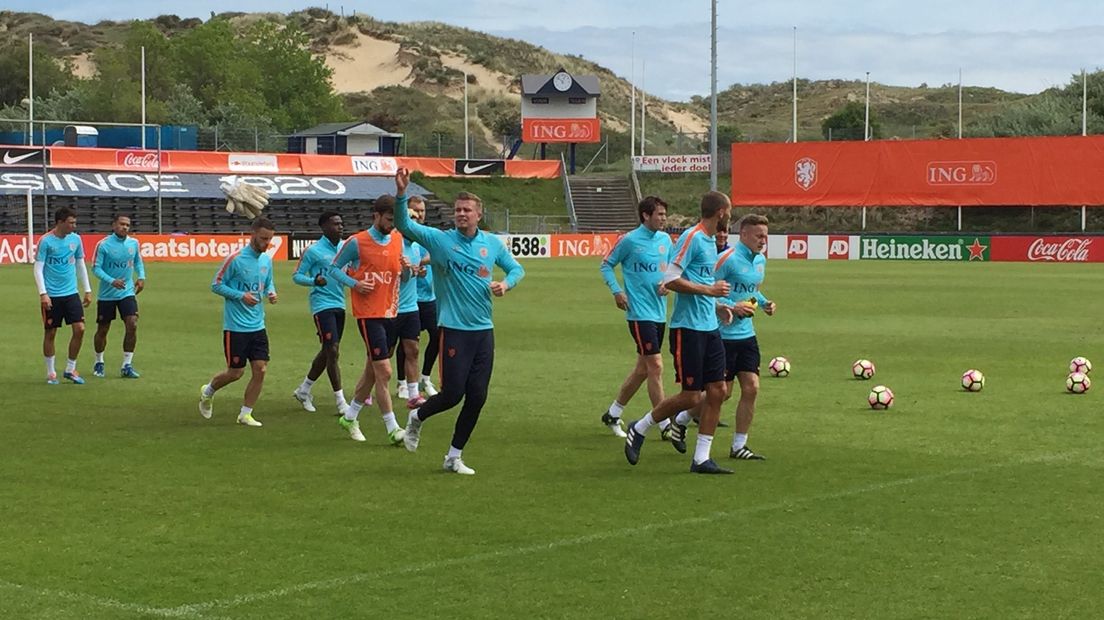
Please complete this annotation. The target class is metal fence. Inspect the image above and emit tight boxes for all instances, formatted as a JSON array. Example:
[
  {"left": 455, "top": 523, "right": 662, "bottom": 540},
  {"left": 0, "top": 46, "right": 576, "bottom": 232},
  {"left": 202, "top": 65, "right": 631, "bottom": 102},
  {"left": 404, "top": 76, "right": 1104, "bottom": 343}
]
[{"left": 482, "top": 209, "right": 574, "bottom": 234}]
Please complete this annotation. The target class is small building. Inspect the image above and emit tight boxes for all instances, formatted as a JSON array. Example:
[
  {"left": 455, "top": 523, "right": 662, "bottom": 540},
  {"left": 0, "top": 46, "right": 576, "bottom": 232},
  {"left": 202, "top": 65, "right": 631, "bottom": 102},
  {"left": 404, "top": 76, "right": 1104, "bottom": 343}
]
[{"left": 287, "top": 121, "right": 404, "bottom": 156}]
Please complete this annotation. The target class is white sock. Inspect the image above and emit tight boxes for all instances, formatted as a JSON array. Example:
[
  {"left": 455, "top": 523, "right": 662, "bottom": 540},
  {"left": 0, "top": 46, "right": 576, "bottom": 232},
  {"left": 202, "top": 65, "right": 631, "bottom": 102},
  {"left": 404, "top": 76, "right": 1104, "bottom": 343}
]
[
  {"left": 334, "top": 389, "right": 346, "bottom": 406},
  {"left": 65, "top": 359, "right": 77, "bottom": 373},
  {"left": 45, "top": 356, "right": 56, "bottom": 376},
  {"left": 298, "top": 377, "right": 314, "bottom": 393},
  {"left": 408, "top": 382, "right": 420, "bottom": 398},
  {"left": 95, "top": 351, "right": 104, "bottom": 364},
  {"left": 381, "top": 411, "right": 399, "bottom": 433},
  {"left": 675, "top": 410, "right": 693, "bottom": 426},
  {"left": 608, "top": 400, "right": 625, "bottom": 419},
  {"left": 657, "top": 418, "right": 671, "bottom": 430},
  {"left": 202, "top": 383, "right": 216, "bottom": 398},
  {"left": 633, "top": 413, "right": 657, "bottom": 435},
  {"left": 732, "top": 433, "right": 749, "bottom": 452},
  {"left": 447, "top": 446, "right": 463, "bottom": 459},
  {"left": 421, "top": 374, "right": 433, "bottom": 384},
  {"left": 694, "top": 434, "right": 714, "bottom": 465},
  {"left": 344, "top": 399, "right": 364, "bottom": 421},
  {"left": 122, "top": 352, "right": 133, "bottom": 366},
  {"left": 239, "top": 406, "right": 253, "bottom": 417}
]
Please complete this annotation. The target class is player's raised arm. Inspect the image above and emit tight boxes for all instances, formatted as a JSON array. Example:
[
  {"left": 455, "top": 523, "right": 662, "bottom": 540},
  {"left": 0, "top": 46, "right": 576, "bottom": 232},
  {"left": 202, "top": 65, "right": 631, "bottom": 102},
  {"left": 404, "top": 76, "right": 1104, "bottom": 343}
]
[{"left": 392, "top": 168, "right": 445, "bottom": 254}]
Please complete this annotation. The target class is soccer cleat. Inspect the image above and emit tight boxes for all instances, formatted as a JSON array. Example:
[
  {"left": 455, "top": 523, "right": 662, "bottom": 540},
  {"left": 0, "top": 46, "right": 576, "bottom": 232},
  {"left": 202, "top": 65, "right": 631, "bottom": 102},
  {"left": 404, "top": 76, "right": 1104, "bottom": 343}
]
[
  {"left": 237, "top": 413, "right": 263, "bottom": 427},
  {"left": 46, "top": 373, "right": 59, "bottom": 385},
  {"left": 406, "top": 395, "right": 427, "bottom": 409},
  {"left": 443, "top": 456, "right": 475, "bottom": 475},
  {"left": 601, "top": 412, "right": 628, "bottom": 438},
  {"left": 729, "top": 446, "right": 766, "bottom": 460},
  {"left": 93, "top": 362, "right": 105, "bottom": 377},
  {"left": 388, "top": 427, "right": 406, "bottom": 446},
  {"left": 397, "top": 383, "right": 410, "bottom": 400},
  {"left": 624, "top": 422, "right": 646, "bottom": 465},
  {"left": 690, "top": 459, "right": 734, "bottom": 474},
  {"left": 198, "top": 385, "right": 213, "bottom": 419},
  {"left": 421, "top": 378, "right": 439, "bottom": 397},
  {"left": 120, "top": 365, "right": 140, "bottom": 379},
  {"left": 338, "top": 417, "right": 366, "bottom": 442},
  {"left": 403, "top": 411, "right": 422, "bottom": 452},
  {"left": 662, "top": 423, "right": 688, "bottom": 454},
  {"left": 293, "top": 390, "right": 316, "bottom": 413},
  {"left": 63, "top": 371, "right": 84, "bottom": 385}
]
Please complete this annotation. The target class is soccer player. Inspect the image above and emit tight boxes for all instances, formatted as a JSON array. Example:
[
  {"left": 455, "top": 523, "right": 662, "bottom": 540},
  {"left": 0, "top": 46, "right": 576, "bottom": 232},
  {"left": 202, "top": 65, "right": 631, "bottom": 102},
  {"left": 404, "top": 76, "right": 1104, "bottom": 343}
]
[
  {"left": 713, "top": 214, "right": 775, "bottom": 459},
  {"left": 34, "top": 206, "right": 92, "bottom": 384},
  {"left": 291, "top": 211, "right": 351, "bottom": 416},
  {"left": 391, "top": 228, "right": 427, "bottom": 408},
  {"left": 198, "top": 218, "right": 278, "bottom": 427},
  {"left": 395, "top": 195, "right": 440, "bottom": 398},
  {"left": 623, "top": 191, "right": 734, "bottom": 474},
  {"left": 329, "top": 196, "right": 407, "bottom": 445},
  {"left": 598, "top": 196, "right": 674, "bottom": 438},
  {"left": 91, "top": 214, "right": 145, "bottom": 379},
  {"left": 393, "top": 169, "right": 525, "bottom": 475}
]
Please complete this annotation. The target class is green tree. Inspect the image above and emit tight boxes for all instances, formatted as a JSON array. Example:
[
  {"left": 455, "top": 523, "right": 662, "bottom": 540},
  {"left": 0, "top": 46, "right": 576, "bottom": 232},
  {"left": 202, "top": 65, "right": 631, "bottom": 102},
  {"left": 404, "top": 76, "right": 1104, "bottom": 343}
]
[
  {"left": 716, "top": 124, "right": 742, "bottom": 149},
  {"left": 822, "top": 101, "right": 879, "bottom": 140},
  {"left": 240, "top": 21, "right": 343, "bottom": 130},
  {"left": 0, "top": 39, "right": 73, "bottom": 107}
]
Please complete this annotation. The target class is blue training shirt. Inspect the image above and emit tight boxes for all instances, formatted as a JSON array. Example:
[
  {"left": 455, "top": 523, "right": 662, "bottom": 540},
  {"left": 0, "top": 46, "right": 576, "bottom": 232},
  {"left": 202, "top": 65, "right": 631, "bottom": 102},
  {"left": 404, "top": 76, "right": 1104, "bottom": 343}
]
[
  {"left": 393, "top": 194, "right": 524, "bottom": 331},
  {"left": 715, "top": 240, "right": 770, "bottom": 340},
  {"left": 599, "top": 224, "right": 672, "bottom": 323},
  {"left": 292, "top": 236, "right": 347, "bottom": 314},
  {"left": 36, "top": 232, "right": 84, "bottom": 297},
  {"left": 669, "top": 224, "right": 720, "bottom": 332},
  {"left": 398, "top": 238, "right": 421, "bottom": 314},
  {"left": 211, "top": 245, "right": 275, "bottom": 332},
  {"left": 416, "top": 246, "right": 436, "bottom": 303},
  {"left": 93, "top": 234, "right": 145, "bottom": 301}
]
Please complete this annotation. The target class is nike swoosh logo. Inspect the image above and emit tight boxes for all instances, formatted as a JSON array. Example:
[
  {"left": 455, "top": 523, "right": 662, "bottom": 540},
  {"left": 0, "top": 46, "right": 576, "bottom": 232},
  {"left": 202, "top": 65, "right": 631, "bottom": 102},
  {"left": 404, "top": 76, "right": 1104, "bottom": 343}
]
[
  {"left": 2, "top": 151, "right": 39, "bottom": 165},
  {"left": 463, "top": 162, "right": 497, "bottom": 174}
]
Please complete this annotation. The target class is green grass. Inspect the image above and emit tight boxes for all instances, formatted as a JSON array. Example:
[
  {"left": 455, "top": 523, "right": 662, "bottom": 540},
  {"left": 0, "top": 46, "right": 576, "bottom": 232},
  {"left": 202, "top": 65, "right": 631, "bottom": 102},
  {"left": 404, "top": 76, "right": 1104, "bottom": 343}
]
[{"left": 2, "top": 259, "right": 1104, "bottom": 619}]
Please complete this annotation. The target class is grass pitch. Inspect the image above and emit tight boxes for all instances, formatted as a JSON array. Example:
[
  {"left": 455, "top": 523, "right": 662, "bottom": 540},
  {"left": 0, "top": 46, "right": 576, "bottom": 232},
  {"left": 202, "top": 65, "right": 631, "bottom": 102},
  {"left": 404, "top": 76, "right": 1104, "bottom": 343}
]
[{"left": 1, "top": 258, "right": 1103, "bottom": 619}]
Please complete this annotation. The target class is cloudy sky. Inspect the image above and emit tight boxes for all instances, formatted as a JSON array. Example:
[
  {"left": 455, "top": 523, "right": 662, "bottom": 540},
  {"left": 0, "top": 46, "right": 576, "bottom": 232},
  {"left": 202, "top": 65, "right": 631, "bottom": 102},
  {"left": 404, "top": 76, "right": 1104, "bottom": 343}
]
[{"left": 11, "top": 1, "right": 1104, "bottom": 100}]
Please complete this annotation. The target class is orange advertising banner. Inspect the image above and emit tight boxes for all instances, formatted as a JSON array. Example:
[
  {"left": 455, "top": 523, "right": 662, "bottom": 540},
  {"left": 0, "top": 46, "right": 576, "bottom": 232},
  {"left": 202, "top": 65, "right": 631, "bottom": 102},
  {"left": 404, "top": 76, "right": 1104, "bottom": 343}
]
[
  {"left": 0, "top": 234, "right": 288, "bottom": 265},
  {"left": 730, "top": 136, "right": 1104, "bottom": 206},
  {"left": 522, "top": 118, "right": 601, "bottom": 143}
]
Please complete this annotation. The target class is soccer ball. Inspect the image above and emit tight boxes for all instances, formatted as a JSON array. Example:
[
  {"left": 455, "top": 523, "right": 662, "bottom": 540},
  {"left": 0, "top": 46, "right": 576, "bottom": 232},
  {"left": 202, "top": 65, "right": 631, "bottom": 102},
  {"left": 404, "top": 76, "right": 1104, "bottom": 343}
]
[
  {"left": 768, "top": 356, "right": 791, "bottom": 377},
  {"left": 868, "top": 385, "right": 894, "bottom": 410},
  {"left": 961, "top": 369, "right": 985, "bottom": 392},
  {"left": 852, "top": 359, "right": 875, "bottom": 380},
  {"left": 1070, "top": 356, "right": 1093, "bottom": 374},
  {"left": 1066, "top": 372, "right": 1091, "bottom": 394}
]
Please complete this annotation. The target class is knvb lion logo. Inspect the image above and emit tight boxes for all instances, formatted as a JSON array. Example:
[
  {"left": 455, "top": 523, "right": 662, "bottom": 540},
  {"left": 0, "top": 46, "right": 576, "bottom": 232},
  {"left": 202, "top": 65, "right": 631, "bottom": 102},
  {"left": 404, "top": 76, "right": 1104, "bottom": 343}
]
[{"left": 795, "top": 157, "right": 817, "bottom": 191}]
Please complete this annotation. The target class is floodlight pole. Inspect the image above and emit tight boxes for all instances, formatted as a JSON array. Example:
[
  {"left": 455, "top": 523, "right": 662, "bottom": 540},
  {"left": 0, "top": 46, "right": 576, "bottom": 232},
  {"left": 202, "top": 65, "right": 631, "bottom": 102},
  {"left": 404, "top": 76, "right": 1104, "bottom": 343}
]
[
  {"left": 864, "top": 72, "right": 871, "bottom": 141},
  {"left": 1082, "top": 69, "right": 1088, "bottom": 231},
  {"left": 640, "top": 59, "right": 646, "bottom": 157},
  {"left": 792, "top": 26, "right": 797, "bottom": 143},
  {"left": 630, "top": 31, "right": 636, "bottom": 161},
  {"left": 957, "top": 68, "right": 963, "bottom": 139},
  {"left": 463, "top": 71, "right": 470, "bottom": 159},
  {"left": 27, "top": 33, "right": 33, "bottom": 146},
  {"left": 709, "top": 0, "right": 718, "bottom": 191},
  {"left": 141, "top": 46, "right": 147, "bottom": 149}
]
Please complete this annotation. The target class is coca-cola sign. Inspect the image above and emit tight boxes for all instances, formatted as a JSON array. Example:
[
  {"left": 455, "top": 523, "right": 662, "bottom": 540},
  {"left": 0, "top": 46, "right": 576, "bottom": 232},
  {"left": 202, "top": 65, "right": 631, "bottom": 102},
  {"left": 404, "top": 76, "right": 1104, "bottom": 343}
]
[
  {"left": 990, "top": 236, "right": 1104, "bottom": 263},
  {"left": 116, "top": 151, "right": 168, "bottom": 170}
]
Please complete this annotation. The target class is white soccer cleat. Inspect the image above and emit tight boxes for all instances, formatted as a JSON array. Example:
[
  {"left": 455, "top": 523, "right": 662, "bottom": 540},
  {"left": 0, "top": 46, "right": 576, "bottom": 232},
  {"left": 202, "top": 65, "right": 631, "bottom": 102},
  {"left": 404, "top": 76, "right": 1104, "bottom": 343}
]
[
  {"left": 388, "top": 427, "right": 406, "bottom": 446},
  {"left": 237, "top": 413, "right": 263, "bottom": 427},
  {"left": 198, "top": 385, "right": 213, "bottom": 419},
  {"left": 397, "top": 382, "right": 410, "bottom": 399},
  {"left": 443, "top": 456, "right": 475, "bottom": 475},
  {"left": 339, "top": 417, "right": 366, "bottom": 442},
  {"left": 403, "top": 411, "right": 422, "bottom": 452},
  {"left": 293, "top": 390, "right": 316, "bottom": 413},
  {"left": 420, "top": 378, "right": 439, "bottom": 397}
]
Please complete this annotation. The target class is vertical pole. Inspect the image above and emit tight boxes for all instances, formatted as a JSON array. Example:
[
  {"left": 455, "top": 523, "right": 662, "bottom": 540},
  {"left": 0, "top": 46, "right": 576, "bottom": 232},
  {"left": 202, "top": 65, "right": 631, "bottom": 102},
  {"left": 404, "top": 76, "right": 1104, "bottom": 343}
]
[
  {"left": 254, "top": 127, "right": 259, "bottom": 152},
  {"left": 26, "top": 188, "right": 33, "bottom": 259},
  {"left": 570, "top": 143, "right": 577, "bottom": 175},
  {"left": 709, "top": 0, "right": 718, "bottom": 191},
  {"left": 957, "top": 206, "right": 962, "bottom": 231},
  {"left": 1083, "top": 69, "right": 1088, "bottom": 137},
  {"left": 141, "top": 46, "right": 147, "bottom": 149},
  {"left": 1082, "top": 206, "right": 1087, "bottom": 232},
  {"left": 864, "top": 72, "right": 871, "bottom": 141},
  {"left": 792, "top": 26, "right": 798, "bottom": 143},
  {"left": 861, "top": 206, "right": 867, "bottom": 231},
  {"left": 41, "top": 122, "right": 48, "bottom": 213},
  {"left": 630, "top": 31, "right": 636, "bottom": 161},
  {"left": 157, "top": 127, "right": 163, "bottom": 234},
  {"left": 27, "top": 33, "right": 34, "bottom": 146},
  {"left": 463, "top": 72, "right": 470, "bottom": 159},
  {"left": 640, "top": 59, "right": 646, "bottom": 156},
  {"left": 957, "top": 68, "right": 963, "bottom": 139}
]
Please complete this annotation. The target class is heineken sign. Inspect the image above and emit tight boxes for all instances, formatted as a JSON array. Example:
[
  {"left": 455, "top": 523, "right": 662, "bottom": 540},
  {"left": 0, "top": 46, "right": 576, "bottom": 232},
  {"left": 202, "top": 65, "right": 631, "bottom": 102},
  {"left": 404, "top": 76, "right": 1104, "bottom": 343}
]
[{"left": 860, "top": 236, "right": 990, "bottom": 261}]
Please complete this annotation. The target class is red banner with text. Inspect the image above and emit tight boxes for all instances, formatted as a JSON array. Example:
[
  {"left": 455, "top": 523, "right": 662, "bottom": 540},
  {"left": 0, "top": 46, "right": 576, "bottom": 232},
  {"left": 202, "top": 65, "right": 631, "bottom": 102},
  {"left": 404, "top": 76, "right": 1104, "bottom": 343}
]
[
  {"left": 0, "top": 234, "right": 288, "bottom": 265},
  {"left": 989, "top": 236, "right": 1104, "bottom": 262}
]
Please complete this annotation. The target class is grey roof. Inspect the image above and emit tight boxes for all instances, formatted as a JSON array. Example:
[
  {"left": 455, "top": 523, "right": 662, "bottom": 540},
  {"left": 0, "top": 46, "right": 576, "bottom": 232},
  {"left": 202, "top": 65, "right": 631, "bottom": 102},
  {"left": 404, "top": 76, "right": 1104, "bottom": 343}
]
[
  {"left": 289, "top": 121, "right": 399, "bottom": 138},
  {"left": 521, "top": 72, "right": 600, "bottom": 96}
]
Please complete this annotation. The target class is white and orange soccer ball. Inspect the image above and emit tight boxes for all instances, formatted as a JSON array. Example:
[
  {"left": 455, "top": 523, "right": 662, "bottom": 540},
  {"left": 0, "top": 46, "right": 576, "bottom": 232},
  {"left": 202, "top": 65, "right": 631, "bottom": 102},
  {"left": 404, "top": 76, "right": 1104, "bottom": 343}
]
[
  {"left": 852, "top": 359, "right": 875, "bottom": 380},
  {"left": 768, "top": 356, "right": 791, "bottom": 377},
  {"left": 868, "top": 385, "right": 894, "bottom": 410},
  {"left": 1069, "top": 357, "right": 1093, "bottom": 375},
  {"left": 961, "top": 369, "right": 985, "bottom": 392},
  {"left": 1066, "top": 372, "right": 1091, "bottom": 394}
]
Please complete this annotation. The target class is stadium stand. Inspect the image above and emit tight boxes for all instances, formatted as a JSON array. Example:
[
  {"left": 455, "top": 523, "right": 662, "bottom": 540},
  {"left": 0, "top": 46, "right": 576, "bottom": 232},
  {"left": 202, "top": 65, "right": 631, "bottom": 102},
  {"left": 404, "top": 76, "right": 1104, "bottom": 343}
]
[{"left": 568, "top": 174, "right": 640, "bottom": 232}]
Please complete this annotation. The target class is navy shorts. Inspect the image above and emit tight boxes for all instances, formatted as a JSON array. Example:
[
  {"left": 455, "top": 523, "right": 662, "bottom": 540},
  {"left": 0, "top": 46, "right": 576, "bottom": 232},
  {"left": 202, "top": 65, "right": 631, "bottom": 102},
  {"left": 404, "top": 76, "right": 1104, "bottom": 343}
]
[
  {"left": 627, "top": 320, "right": 665, "bottom": 356},
  {"left": 724, "top": 336, "right": 761, "bottom": 380},
  {"left": 314, "top": 309, "right": 346, "bottom": 345},
  {"left": 96, "top": 296, "right": 138, "bottom": 324},
  {"left": 357, "top": 318, "right": 397, "bottom": 361},
  {"left": 396, "top": 310, "right": 421, "bottom": 341},
  {"left": 669, "top": 327, "right": 726, "bottom": 390},
  {"left": 43, "top": 293, "right": 84, "bottom": 329},
  {"left": 224, "top": 329, "right": 270, "bottom": 369},
  {"left": 418, "top": 300, "right": 438, "bottom": 334}
]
